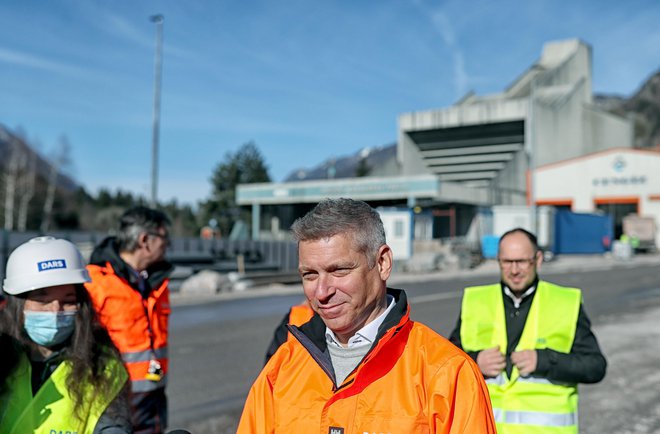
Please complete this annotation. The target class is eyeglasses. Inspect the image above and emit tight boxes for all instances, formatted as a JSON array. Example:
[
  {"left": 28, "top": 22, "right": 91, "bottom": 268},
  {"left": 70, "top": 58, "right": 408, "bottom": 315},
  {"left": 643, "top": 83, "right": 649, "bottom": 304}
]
[
  {"left": 147, "top": 231, "right": 170, "bottom": 245},
  {"left": 498, "top": 257, "right": 536, "bottom": 269}
]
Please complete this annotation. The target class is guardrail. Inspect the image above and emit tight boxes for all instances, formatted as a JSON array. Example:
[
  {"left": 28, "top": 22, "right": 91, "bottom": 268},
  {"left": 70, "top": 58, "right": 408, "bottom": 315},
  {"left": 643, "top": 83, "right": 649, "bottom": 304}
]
[{"left": 0, "top": 230, "right": 298, "bottom": 283}]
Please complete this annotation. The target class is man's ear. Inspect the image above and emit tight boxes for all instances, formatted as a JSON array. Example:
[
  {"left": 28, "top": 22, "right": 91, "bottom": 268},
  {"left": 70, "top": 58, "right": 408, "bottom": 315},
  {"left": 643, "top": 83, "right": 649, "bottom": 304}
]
[
  {"left": 137, "top": 232, "right": 150, "bottom": 249},
  {"left": 376, "top": 244, "right": 393, "bottom": 281},
  {"left": 534, "top": 249, "right": 543, "bottom": 268}
]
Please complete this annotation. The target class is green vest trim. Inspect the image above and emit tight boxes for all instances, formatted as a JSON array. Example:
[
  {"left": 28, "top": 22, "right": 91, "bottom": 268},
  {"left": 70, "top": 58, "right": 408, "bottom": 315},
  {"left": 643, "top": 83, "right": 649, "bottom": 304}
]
[
  {"left": 0, "top": 351, "right": 127, "bottom": 434},
  {"left": 460, "top": 281, "right": 582, "bottom": 434}
]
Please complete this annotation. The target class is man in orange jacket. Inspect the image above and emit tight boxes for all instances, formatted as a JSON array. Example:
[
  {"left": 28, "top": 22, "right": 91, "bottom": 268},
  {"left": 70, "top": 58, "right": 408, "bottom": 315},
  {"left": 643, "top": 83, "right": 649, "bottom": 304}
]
[
  {"left": 85, "top": 206, "right": 173, "bottom": 434},
  {"left": 238, "top": 198, "right": 496, "bottom": 434},
  {"left": 263, "top": 300, "right": 315, "bottom": 364}
]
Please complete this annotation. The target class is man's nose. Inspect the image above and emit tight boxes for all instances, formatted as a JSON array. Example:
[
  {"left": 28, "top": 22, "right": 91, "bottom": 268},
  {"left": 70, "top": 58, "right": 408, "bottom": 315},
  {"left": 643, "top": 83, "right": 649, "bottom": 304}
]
[{"left": 314, "top": 275, "right": 336, "bottom": 302}]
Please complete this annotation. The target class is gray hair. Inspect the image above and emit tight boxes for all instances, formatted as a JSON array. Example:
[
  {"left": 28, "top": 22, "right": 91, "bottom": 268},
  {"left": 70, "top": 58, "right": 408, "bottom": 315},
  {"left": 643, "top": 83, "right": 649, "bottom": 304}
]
[
  {"left": 117, "top": 206, "right": 171, "bottom": 253},
  {"left": 291, "top": 198, "right": 386, "bottom": 268}
]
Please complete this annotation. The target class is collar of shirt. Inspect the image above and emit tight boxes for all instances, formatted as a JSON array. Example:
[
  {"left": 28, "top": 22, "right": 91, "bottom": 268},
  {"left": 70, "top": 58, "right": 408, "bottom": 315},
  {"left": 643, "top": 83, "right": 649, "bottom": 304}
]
[
  {"left": 325, "top": 294, "right": 395, "bottom": 348},
  {"left": 503, "top": 284, "right": 536, "bottom": 309},
  {"left": 127, "top": 267, "right": 147, "bottom": 293}
]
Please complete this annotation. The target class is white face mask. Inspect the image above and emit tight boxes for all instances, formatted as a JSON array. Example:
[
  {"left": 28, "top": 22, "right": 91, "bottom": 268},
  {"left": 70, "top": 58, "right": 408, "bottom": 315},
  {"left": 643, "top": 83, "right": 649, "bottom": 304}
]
[{"left": 23, "top": 310, "right": 77, "bottom": 347}]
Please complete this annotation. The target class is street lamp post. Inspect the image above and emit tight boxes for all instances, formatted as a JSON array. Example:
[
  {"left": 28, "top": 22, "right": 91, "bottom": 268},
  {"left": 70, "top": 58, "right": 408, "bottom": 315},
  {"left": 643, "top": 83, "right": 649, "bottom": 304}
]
[{"left": 150, "top": 14, "right": 164, "bottom": 207}]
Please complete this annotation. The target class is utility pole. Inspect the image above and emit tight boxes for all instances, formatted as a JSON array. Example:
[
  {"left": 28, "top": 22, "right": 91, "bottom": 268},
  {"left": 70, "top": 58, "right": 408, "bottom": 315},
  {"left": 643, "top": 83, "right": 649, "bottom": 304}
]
[
  {"left": 150, "top": 14, "right": 164, "bottom": 207},
  {"left": 526, "top": 71, "right": 538, "bottom": 234}
]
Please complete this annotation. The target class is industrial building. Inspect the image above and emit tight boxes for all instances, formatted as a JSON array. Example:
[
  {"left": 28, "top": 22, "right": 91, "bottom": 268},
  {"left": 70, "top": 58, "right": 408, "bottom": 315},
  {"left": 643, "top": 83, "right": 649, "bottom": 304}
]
[
  {"left": 237, "top": 38, "right": 634, "bottom": 255},
  {"left": 536, "top": 148, "right": 660, "bottom": 248}
]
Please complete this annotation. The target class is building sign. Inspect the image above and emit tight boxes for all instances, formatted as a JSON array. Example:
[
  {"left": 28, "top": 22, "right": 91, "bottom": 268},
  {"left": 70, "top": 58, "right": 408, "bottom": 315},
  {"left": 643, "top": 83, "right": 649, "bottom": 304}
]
[
  {"left": 237, "top": 176, "right": 440, "bottom": 204},
  {"left": 592, "top": 176, "right": 647, "bottom": 186},
  {"left": 591, "top": 155, "right": 647, "bottom": 187}
]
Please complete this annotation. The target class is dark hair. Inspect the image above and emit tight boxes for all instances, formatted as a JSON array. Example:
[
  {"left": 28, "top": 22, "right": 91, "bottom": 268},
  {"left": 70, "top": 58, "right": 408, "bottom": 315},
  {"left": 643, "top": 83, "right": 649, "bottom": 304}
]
[
  {"left": 0, "top": 285, "right": 123, "bottom": 421},
  {"left": 117, "top": 206, "right": 171, "bottom": 252},
  {"left": 498, "top": 227, "right": 540, "bottom": 253},
  {"left": 290, "top": 198, "right": 386, "bottom": 268}
]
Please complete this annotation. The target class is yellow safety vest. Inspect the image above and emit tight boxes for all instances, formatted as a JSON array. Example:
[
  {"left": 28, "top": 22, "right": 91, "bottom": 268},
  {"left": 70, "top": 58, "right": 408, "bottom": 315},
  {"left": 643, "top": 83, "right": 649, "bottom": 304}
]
[
  {"left": 0, "top": 352, "right": 127, "bottom": 434},
  {"left": 460, "top": 281, "right": 581, "bottom": 434}
]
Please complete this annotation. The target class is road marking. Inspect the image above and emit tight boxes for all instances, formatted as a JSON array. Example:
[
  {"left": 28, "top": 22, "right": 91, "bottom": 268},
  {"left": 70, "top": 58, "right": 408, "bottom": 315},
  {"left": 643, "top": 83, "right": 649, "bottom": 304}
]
[{"left": 409, "top": 291, "right": 462, "bottom": 303}]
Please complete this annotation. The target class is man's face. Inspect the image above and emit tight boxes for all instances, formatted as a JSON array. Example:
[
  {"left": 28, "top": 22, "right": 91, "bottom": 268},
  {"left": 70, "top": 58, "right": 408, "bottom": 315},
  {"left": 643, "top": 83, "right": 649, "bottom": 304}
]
[
  {"left": 498, "top": 232, "right": 542, "bottom": 293},
  {"left": 144, "top": 226, "right": 169, "bottom": 265},
  {"left": 298, "top": 233, "right": 392, "bottom": 345}
]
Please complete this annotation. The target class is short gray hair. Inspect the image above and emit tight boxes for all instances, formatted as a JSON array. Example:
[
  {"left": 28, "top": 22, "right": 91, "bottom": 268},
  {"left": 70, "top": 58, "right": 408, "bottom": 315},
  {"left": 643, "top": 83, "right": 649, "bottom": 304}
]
[
  {"left": 117, "top": 206, "right": 170, "bottom": 253},
  {"left": 290, "top": 198, "right": 386, "bottom": 268}
]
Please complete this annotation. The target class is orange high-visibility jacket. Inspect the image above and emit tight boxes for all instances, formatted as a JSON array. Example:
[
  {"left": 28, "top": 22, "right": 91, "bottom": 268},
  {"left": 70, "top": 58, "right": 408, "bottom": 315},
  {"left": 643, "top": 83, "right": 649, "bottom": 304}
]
[
  {"left": 85, "top": 262, "right": 170, "bottom": 394},
  {"left": 288, "top": 302, "right": 314, "bottom": 326},
  {"left": 238, "top": 289, "right": 496, "bottom": 434}
]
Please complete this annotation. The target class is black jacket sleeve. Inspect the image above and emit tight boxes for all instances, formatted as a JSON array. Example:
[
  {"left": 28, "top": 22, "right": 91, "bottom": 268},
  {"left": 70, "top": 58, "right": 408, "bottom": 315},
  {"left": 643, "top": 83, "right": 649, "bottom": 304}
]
[
  {"left": 93, "top": 383, "right": 133, "bottom": 434},
  {"left": 264, "top": 308, "right": 292, "bottom": 365},
  {"left": 534, "top": 304, "right": 607, "bottom": 384},
  {"left": 448, "top": 313, "right": 480, "bottom": 362}
]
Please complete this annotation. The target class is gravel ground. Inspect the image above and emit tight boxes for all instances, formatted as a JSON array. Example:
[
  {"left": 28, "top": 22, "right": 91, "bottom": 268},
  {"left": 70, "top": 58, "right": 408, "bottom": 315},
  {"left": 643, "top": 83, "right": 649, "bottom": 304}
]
[{"left": 581, "top": 303, "right": 660, "bottom": 434}]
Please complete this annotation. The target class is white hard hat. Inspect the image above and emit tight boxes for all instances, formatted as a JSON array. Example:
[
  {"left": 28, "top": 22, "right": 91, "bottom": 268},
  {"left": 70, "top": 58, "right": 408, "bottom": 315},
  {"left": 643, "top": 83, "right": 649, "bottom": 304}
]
[{"left": 3, "top": 236, "right": 91, "bottom": 295}]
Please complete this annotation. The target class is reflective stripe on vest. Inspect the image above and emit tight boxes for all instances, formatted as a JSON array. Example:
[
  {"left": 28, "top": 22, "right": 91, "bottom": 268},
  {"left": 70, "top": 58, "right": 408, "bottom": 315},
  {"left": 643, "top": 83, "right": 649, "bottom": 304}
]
[
  {"left": 121, "top": 346, "right": 168, "bottom": 363},
  {"left": 494, "top": 409, "right": 578, "bottom": 426},
  {"left": 487, "top": 374, "right": 573, "bottom": 388},
  {"left": 460, "top": 281, "right": 582, "bottom": 434},
  {"left": 0, "top": 352, "right": 127, "bottom": 434},
  {"left": 132, "top": 374, "right": 168, "bottom": 393}
]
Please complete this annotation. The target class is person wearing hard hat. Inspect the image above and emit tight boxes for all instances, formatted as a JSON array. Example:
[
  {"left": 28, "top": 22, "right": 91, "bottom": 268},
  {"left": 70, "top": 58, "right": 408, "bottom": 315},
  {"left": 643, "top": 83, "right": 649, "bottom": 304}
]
[
  {"left": 0, "top": 236, "right": 131, "bottom": 434},
  {"left": 85, "top": 206, "right": 173, "bottom": 434}
]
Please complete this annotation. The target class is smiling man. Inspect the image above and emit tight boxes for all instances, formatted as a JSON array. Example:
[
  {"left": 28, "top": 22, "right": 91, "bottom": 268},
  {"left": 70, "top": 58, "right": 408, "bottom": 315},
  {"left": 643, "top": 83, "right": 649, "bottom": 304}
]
[
  {"left": 449, "top": 227, "right": 607, "bottom": 434},
  {"left": 238, "top": 198, "right": 496, "bottom": 434}
]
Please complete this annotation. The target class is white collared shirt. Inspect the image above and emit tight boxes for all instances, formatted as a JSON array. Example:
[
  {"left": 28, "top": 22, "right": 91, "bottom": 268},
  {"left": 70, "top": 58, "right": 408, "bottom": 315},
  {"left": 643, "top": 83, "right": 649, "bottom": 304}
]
[
  {"left": 504, "top": 284, "right": 536, "bottom": 308},
  {"left": 325, "top": 295, "right": 395, "bottom": 348}
]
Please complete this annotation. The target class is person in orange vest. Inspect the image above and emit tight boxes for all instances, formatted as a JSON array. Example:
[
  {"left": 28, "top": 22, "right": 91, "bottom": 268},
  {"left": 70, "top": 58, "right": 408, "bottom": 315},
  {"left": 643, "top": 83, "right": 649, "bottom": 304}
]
[
  {"left": 263, "top": 299, "right": 315, "bottom": 364},
  {"left": 449, "top": 228, "right": 607, "bottom": 433},
  {"left": 238, "top": 198, "right": 496, "bottom": 433},
  {"left": 85, "top": 206, "right": 173, "bottom": 434},
  {"left": 0, "top": 237, "right": 130, "bottom": 433}
]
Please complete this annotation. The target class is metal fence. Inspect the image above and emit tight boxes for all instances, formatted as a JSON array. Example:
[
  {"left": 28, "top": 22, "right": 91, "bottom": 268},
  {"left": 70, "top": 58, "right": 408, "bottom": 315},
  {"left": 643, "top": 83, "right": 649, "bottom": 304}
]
[{"left": 0, "top": 230, "right": 299, "bottom": 283}]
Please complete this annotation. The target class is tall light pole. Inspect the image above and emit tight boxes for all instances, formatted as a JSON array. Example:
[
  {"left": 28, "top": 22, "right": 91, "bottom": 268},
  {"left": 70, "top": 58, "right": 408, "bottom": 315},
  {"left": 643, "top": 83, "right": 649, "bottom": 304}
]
[{"left": 150, "top": 14, "right": 164, "bottom": 207}]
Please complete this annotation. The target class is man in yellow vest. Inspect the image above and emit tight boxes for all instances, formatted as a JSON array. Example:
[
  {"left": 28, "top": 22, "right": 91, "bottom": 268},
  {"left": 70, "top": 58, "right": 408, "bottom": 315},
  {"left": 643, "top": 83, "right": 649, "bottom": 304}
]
[{"left": 449, "top": 227, "right": 607, "bottom": 433}]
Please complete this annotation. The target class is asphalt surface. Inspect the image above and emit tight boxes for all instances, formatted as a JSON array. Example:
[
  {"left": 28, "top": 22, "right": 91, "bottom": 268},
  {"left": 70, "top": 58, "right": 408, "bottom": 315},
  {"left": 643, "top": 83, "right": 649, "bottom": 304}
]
[{"left": 167, "top": 252, "right": 660, "bottom": 433}]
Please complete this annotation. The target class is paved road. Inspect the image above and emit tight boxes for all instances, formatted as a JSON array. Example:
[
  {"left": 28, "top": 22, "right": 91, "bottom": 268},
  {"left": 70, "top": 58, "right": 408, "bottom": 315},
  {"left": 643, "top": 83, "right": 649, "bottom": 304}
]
[{"left": 167, "top": 257, "right": 660, "bottom": 433}]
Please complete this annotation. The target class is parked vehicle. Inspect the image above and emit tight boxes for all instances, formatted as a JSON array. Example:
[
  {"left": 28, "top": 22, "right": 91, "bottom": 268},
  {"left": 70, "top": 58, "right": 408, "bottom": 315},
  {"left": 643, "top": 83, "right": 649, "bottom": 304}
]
[{"left": 622, "top": 214, "right": 657, "bottom": 253}]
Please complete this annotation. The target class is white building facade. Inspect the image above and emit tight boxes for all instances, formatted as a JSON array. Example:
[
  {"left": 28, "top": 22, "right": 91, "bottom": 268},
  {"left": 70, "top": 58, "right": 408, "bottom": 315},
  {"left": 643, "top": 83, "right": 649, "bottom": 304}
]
[{"left": 535, "top": 148, "right": 660, "bottom": 247}]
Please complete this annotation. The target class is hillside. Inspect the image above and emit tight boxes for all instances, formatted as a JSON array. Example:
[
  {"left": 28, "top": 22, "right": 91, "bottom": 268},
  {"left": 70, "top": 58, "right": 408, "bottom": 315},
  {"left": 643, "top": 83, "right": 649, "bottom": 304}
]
[
  {"left": 284, "top": 143, "right": 397, "bottom": 182},
  {"left": 0, "top": 125, "right": 80, "bottom": 192},
  {"left": 0, "top": 125, "right": 82, "bottom": 230},
  {"left": 594, "top": 69, "right": 660, "bottom": 148}
]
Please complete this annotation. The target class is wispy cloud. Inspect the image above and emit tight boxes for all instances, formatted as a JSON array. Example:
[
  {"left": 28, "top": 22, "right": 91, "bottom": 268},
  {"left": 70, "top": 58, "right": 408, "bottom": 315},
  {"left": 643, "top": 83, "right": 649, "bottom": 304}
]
[
  {"left": 0, "top": 46, "right": 89, "bottom": 77},
  {"left": 416, "top": 3, "right": 470, "bottom": 100}
]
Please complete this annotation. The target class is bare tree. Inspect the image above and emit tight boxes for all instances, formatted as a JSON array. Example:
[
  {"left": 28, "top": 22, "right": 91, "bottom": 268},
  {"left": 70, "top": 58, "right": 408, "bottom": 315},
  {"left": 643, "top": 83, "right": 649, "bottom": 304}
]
[
  {"left": 41, "top": 135, "right": 72, "bottom": 233},
  {"left": 17, "top": 149, "right": 37, "bottom": 231},
  {"left": 3, "top": 136, "right": 21, "bottom": 230}
]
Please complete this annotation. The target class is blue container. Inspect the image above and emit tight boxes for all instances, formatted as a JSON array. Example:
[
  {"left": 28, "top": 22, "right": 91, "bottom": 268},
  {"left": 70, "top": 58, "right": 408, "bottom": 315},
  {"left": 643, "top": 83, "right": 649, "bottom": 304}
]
[
  {"left": 554, "top": 211, "right": 614, "bottom": 254},
  {"left": 481, "top": 235, "right": 500, "bottom": 259}
]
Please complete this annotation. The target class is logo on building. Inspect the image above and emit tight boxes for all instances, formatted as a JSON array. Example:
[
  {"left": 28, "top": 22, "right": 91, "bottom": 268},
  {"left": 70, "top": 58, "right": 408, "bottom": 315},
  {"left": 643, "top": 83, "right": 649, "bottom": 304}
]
[{"left": 612, "top": 156, "right": 626, "bottom": 173}]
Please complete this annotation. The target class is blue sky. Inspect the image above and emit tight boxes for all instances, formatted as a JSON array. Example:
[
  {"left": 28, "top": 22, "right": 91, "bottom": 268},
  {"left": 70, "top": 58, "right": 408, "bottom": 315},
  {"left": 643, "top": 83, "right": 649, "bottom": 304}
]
[{"left": 1, "top": 0, "right": 658, "bottom": 206}]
